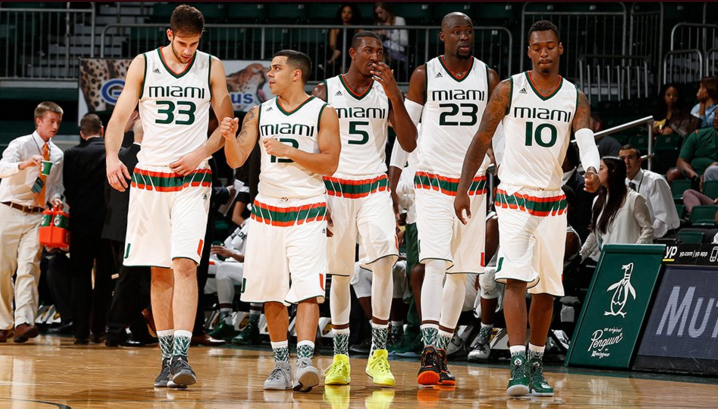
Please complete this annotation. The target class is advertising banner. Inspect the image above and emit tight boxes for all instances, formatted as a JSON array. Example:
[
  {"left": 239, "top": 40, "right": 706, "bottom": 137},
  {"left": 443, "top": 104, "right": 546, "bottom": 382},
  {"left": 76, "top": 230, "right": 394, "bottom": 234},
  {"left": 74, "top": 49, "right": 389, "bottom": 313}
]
[
  {"left": 78, "top": 58, "right": 270, "bottom": 123},
  {"left": 634, "top": 243, "right": 718, "bottom": 375},
  {"left": 565, "top": 244, "right": 665, "bottom": 369}
]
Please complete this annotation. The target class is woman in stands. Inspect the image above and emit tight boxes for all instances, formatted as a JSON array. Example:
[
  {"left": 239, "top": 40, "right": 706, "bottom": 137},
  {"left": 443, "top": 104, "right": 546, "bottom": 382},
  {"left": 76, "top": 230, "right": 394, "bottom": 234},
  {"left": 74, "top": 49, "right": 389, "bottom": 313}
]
[
  {"left": 580, "top": 157, "right": 654, "bottom": 262},
  {"left": 653, "top": 84, "right": 694, "bottom": 137},
  {"left": 373, "top": 3, "right": 409, "bottom": 68},
  {"left": 691, "top": 76, "right": 718, "bottom": 129},
  {"left": 327, "top": 4, "right": 363, "bottom": 75}
]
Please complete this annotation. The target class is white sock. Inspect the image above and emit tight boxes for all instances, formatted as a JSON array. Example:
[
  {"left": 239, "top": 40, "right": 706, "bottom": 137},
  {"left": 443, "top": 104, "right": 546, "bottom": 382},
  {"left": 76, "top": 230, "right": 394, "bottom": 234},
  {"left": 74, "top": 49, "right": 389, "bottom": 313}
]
[
  {"left": 439, "top": 273, "right": 466, "bottom": 331},
  {"left": 330, "top": 275, "right": 351, "bottom": 326},
  {"left": 509, "top": 345, "right": 526, "bottom": 355},
  {"left": 420, "top": 260, "right": 445, "bottom": 323},
  {"left": 529, "top": 343, "right": 545, "bottom": 353},
  {"left": 370, "top": 258, "right": 394, "bottom": 321}
]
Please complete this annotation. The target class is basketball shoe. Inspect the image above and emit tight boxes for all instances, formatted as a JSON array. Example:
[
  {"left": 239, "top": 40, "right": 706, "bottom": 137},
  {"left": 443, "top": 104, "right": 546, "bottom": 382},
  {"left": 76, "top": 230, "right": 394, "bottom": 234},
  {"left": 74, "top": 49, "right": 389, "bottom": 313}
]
[{"left": 324, "top": 354, "right": 351, "bottom": 385}]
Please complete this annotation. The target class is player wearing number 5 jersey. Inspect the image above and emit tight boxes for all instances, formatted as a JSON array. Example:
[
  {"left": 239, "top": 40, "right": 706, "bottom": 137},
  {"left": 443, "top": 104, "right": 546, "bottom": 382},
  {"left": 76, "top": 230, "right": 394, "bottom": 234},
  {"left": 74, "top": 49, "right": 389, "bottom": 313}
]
[
  {"left": 104, "top": 5, "right": 233, "bottom": 389},
  {"left": 404, "top": 12, "right": 500, "bottom": 387},
  {"left": 222, "top": 50, "right": 341, "bottom": 393},
  {"left": 455, "top": 20, "right": 600, "bottom": 397},
  {"left": 311, "top": 31, "right": 417, "bottom": 387}
]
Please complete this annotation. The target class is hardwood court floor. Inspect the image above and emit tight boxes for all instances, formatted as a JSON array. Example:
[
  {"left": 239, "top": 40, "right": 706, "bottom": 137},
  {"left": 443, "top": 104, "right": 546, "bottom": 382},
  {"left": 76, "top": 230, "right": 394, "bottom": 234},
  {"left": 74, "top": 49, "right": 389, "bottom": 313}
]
[{"left": 0, "top": 335, "right": 716, "bottom": 408}]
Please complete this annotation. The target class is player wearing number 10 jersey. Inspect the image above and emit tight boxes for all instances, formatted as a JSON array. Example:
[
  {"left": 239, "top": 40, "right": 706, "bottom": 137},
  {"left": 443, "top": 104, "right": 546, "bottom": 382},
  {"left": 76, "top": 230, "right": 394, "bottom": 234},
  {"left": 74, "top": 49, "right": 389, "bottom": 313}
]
[
  {"left": 104, "top": 5, "right": 233, "bottom": 389},
  {"left": 405, "top": 12, "right": 499, "bottom": 386},
  {"left": 454, "top": 20, "right": 600, "bottom": 397}
]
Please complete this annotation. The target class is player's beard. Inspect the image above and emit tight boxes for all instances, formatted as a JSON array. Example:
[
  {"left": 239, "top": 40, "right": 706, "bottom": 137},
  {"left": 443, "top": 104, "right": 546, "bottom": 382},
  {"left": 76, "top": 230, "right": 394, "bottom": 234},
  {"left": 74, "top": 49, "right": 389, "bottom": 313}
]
[{"left": 170, "top": 40, "right": 192, "bottom": 64}]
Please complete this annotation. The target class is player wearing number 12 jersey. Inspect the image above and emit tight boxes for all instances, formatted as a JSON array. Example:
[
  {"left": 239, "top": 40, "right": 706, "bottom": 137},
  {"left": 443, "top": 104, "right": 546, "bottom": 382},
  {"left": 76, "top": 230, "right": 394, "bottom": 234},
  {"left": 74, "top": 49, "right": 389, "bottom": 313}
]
[
  {"left": 311, "top": 31, "right": 417, "bottom": 387},
  {"left": 104, "top": 5, "right": 233, "bottom": 389},
  {"left": 222, "top": 50, "right": 341, "bottom": 393},
  {"left": 405, "top": 12, "right": 499, "bottom": 386},
  {"left": 455, "top": 20, "right": 600, "bottom": 397}
]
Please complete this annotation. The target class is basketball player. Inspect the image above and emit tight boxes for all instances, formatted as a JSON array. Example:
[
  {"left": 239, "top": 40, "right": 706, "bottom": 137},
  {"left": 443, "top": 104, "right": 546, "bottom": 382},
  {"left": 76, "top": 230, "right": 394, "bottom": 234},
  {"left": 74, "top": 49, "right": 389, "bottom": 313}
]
[
  {"left": 405, "top": 12, "right": 499, "bottom": 386},
  {"left": 311, "top": 31, "right": 417, "bottom": 387},
  {"left": 221, "top": 50, "right": 341, "bottom": 392},
  {"left": 454, "top": 20, "right": 600, "bottom": 396},
  {"left": 105, "top": 5, "right": 233, "bottom": 388}
]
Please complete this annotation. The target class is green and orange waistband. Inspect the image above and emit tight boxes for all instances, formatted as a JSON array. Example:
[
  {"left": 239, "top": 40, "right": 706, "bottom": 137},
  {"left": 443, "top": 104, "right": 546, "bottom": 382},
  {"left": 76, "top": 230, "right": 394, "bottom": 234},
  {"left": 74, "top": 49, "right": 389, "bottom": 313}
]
[
  {"left": 414, "top": 172, "right": 487, "bottom": 196},
  {"left": 323, "top": 174, "right": 388, "bottom": 199},
  {"left": 494, "top": 189, "right": 567, "bottom": 217},
  {"left": 251, "top": 200, "right": 327, "bottom": 227},
  {"left": 131, "top": 168, "right": 212, "bottom": 192}
]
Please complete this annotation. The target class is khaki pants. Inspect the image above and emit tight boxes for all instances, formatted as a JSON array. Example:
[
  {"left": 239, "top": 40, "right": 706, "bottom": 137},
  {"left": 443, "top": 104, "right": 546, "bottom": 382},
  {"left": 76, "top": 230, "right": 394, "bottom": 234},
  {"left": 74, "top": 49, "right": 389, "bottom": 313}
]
[{"left": 0, "top": 204, "right": 42, "bottom": 330}]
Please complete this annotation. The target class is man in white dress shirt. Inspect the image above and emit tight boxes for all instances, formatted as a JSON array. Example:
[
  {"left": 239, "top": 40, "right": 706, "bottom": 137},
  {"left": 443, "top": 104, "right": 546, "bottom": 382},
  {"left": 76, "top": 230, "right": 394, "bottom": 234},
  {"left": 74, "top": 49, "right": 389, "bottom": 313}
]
[
  {"left": 619, "top": 144, "right": 680, "bottom": 238},
  {"left": 0, "top": 101, "right": 65, "bottom": 343}
]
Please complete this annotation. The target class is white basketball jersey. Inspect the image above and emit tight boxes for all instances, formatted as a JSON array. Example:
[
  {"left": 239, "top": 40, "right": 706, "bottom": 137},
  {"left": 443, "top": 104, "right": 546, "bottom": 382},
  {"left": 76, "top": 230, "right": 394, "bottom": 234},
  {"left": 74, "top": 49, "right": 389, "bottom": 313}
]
[
  {"left": 326, "top": 75, "right": 390, "bottom": 176},
  {"left": 258, "top": 96, "right": 327, "bottom": 199},
  {"left": 138, "top": 49, "right": 212, "bottom": 165},
  {"left": 499, "top": 72, "right": 578, "bottom": 190},
  {"left": 418, "top": 56, "right": 491, "bottom": 176}
]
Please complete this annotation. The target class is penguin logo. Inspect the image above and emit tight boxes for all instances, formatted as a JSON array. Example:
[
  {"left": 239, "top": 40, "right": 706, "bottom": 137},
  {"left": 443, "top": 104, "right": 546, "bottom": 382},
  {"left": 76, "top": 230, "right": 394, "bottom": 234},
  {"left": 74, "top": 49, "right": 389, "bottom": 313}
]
[{"left": 605, "top": 262, "right": 636, "bottom": 318}]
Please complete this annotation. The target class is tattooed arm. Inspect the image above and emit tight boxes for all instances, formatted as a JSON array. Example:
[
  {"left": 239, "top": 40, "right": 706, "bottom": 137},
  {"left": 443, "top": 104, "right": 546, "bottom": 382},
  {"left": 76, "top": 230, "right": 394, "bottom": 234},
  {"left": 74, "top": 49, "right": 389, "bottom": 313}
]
[
  {"left": 454, "top": 79, "right": 511, "bottom": 224},
  {"left": 222, "top": 106, "right": 260, "bottom": 169}
]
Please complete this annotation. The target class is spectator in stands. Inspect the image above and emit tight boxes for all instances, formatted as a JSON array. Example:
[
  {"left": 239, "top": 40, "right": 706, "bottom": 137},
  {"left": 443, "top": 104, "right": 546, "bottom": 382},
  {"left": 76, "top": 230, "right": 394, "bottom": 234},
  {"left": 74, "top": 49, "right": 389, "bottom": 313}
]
[
  {"left": 683, "top": 189, "right": 718, "bottom": 215},
  {"left": 374, "top": 2, "right": 409, "bottom": 66},
  {"left": 327, "top": 4, "right": 363, "bottom": 75},
  {"left": 0, "top": 101, "right": 64, "bottom": 343},
  {"left": 691, "top": 76, "right": 718, "bottom": 129},
  {"left": 653, "top": 84, "right": 694, "bottom": 137},
  {"left": 590, "top": 112, "right": 621, "bottom": 157},
  {"left": 64, "top": 113, "right": 114, "bottom": 344},
  {"left": 667, "top": 113, "right": 718, "bottom": 184},
  {"left": 562, "top": 143, "right": 595, "bottom": 241},
  {"left": 619, "top": 144, "right": 680, "bottom": 238},
  {"left": 580, "top": 157, "right": 653, "bottom": 262}
]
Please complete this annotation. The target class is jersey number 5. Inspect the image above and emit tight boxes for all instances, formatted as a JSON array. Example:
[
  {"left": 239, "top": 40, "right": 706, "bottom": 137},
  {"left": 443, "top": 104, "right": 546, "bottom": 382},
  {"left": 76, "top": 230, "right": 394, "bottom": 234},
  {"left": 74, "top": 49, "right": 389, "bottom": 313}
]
[
  {"left": 524, "top": 122, "right": 558, "bottom": 148},
  {"left": 439, "top": 103, "right": 478, "bottom": 126},
  {"left": 348, "top": 121, "right": 369, "bottom": 145},
  {"left": 155, "top": 100, "right": 196, "bottom": 125}
]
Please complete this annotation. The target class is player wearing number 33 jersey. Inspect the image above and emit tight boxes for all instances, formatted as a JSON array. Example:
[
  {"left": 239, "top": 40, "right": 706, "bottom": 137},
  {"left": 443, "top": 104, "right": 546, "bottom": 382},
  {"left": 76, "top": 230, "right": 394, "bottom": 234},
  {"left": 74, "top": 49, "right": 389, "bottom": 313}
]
[
  {"left": 125, "top": 48, "right": 215, "bottom": 268},
  {"left": 104, "top": 5, "right": 235, "bottom": 389}
]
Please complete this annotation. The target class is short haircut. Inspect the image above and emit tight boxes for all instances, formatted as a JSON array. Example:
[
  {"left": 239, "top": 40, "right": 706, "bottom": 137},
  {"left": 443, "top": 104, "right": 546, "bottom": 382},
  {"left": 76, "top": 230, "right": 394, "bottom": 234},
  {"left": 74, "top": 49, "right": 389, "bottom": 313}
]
[
  {"left": 274, "top": 50, "right": 312, "bottom": 84},
  {"left": 620, "top": 144, "right": 641, "bottom": 156},
  {"left": 528, "top": 20, "right": 560, "bottom": 43},
  {"left": 80, "top": 113, "right": 103, "bottom": 136},
  {"left": 352, "top": 31, "right": 382, "bottom": 50},
  {"left": 34, "top": 101, "right": 63, "bottom": 121},
  {"left": 700, "top": 76, "right": 718, "bottom": 101},
  {"left": 441, "top": 12, "right": 472, "bottom": 29},
  {"left": 170, "top": 4, "right": 204, "bottom": 36}
]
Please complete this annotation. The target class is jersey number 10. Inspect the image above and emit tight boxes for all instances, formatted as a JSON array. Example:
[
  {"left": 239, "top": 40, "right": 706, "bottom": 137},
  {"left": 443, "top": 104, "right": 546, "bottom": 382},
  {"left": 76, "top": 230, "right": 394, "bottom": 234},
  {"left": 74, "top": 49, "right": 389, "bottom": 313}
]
[{"left": 524, "top": 122, "right": 558, "bottom": 148}]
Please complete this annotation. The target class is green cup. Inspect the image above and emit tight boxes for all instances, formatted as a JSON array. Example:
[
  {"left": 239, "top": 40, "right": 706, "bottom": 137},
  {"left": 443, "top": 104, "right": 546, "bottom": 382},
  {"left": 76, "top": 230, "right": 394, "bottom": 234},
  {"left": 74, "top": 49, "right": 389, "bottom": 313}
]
[{"left": 41, "top": 160, "right": 52, "bottom": 176}]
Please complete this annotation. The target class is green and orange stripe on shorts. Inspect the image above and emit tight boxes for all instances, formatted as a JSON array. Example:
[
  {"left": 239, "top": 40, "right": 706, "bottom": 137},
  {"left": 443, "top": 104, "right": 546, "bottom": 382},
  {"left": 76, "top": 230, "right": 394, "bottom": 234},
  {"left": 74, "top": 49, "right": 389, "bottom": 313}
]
[
  {"left": 131, "top": 168, "right": 212, "bottom": 192},
  {"left": 251, "top": 200, "right": 327, "bottom": 227},
  {"left": 414, "top": 171, "right": 487, "bottom": 196},
  {"left": 494, "top": 189, "right": 567, "bottom": 217},
  {"left": 324, "top": 174, "right": 388, "bottom": 198}
]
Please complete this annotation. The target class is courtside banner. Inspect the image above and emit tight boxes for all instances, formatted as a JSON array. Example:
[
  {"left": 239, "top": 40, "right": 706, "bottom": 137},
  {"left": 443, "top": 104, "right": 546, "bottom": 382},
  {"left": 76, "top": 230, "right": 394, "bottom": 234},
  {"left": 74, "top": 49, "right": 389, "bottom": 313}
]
[
  {"left": 634, "top": 245, "right": 718, "bottom": 375},
  {"left": 566, "top": 244, "right": 665, "bottom": 369},
  {"left": 78, "top": 58, "right": 270, "bottom": 123}
]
